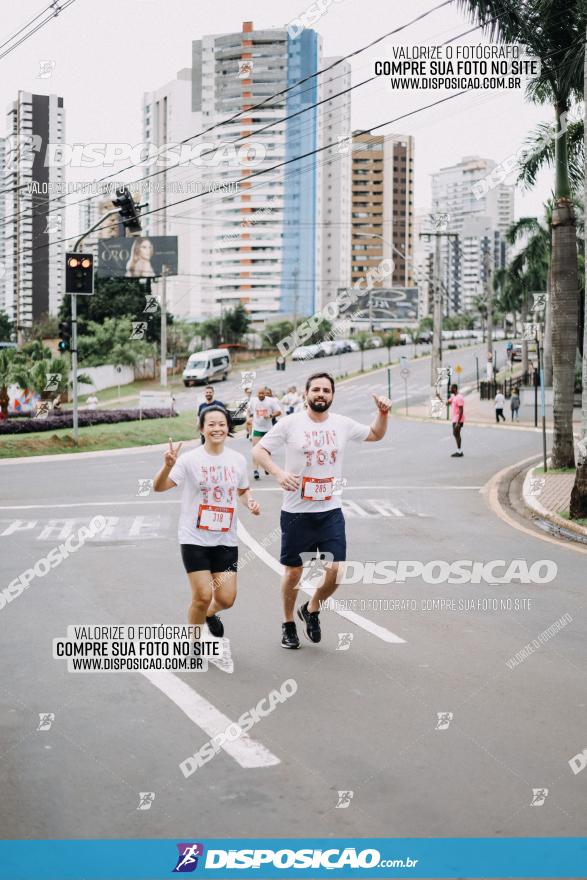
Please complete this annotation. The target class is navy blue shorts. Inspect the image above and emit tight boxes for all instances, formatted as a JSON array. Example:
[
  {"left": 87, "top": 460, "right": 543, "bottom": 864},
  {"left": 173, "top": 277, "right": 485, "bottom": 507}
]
[{"left": 279, "top": 508, "right": 346, "bottom": 568}]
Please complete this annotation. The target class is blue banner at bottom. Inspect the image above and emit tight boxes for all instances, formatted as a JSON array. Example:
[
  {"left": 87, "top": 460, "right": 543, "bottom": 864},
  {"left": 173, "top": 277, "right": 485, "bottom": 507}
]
[{"left": 0, "top": 838, "right": 586, "bottom": 879}]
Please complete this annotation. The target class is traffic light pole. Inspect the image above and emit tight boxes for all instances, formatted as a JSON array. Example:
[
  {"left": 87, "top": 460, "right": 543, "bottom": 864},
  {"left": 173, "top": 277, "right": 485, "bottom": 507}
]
[{"left": 69, "top": 210, "right": 119, "bottom": 443}]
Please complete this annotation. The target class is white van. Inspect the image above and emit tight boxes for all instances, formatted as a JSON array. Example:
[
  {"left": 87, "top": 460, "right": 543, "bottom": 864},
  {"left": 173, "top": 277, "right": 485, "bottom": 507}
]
[{"left": 182, "top": 349, "right": 231, "bottom": 387}]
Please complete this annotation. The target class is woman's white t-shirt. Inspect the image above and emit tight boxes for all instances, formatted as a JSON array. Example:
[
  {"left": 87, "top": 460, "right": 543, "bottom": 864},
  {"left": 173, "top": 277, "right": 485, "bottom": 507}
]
[
  {"left": 169, "top": 446, "right": 249, "bottom": 546},
  {"left": 259, "top": 411, "right": 370, "bottom": 513}
]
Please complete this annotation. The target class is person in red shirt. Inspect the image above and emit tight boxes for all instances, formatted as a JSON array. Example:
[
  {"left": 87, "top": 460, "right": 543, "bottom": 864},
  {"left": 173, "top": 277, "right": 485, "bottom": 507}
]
[{"left": 438, "top": 383, "right": 465, "bottom": 458}]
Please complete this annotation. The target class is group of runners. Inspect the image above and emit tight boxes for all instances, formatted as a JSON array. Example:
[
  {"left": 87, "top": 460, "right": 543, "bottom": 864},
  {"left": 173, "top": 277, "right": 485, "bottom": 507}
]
[{"left": 153, "top": 371, "right": 392, "bottom": 649}]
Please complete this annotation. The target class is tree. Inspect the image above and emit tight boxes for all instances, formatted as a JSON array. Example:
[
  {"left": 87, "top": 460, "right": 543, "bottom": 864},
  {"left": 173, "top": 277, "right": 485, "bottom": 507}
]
[
  {"left": 458, "top": 0, "right": 585, "bottom": 468},
  {"left": 29, "top": 312, "right": 59, "bottom": 341},
  {"left": 223, "top": 303, "right": 251, "bottom": 344},
  {"left": 381, "top": 331, "right": 399, "bottom": 365},
  {"left": 262, "top": 320, "right": 294, "bottom": 348},
  {"left": 570, "top": 26, "right": 587, "bottom": 518},
  {"left": 506, "top": 215, "right": 550, "bottom": 374},
  {"left": 0, "top": 348, "right": 31, "bottom": 418},
  {"left": 354, "top": 331, "right": 371, "bottom": 372},
  {"left": 58, "top": 277, "right": 170, "bottom": 344},
  {"left": 77, "top": 317, "right": 156, "bottom": 367},
  {"left": 0, "top": 311, "right": 13, "bottom": 342}
]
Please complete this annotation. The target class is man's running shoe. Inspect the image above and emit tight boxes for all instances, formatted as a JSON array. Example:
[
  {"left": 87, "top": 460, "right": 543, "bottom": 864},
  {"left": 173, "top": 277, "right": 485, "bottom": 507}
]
[
  {"left": 451, "top": 451, "right": 464, "bottom": 458},
  {"left": 297, "top": 601, "right": 321, "bottom": 643},
  {"left": 281, "top": 621, "right": 300, "bottom": 649},
  {"left": 206, "top": 614, "right": 224, "bottom": 637},
  {"left": 254, "top": 469, "right": 260, "bottom": 480}
]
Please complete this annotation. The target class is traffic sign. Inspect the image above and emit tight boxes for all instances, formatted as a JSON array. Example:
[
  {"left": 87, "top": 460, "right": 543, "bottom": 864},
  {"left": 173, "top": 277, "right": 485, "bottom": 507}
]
[
  {"left": 454, "top": 364, "right": 463, "bottom": 374},
  {"left": 400, "top": 367, "right": 410, "bottom": 379}
]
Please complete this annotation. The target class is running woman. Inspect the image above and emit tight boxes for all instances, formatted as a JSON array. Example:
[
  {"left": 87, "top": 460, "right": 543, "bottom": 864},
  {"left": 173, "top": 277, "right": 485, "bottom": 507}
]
[
  {"left": 252, "top": 372, "right": 391, "bottom": 648},
  {"left": 437, "top": 383, "right": 465, "bottom": 457},
  {"left": 153, "top": 406, "right": 260, "bottom": 637},
  {"left": 248, "top": 386, "right": 282, "bottom": 480}
]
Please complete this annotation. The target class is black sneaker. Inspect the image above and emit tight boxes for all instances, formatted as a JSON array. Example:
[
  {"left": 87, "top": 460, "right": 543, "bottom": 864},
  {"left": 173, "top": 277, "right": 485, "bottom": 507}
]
[
  {"left": 206, "top": 615, "right": 224, "bottom": 638},
  {"left": 297, "top": 601, "right": 321, "bottom": 643},
  {"left": 281, "top": 621, "right": 300, "bottom": 649},
  {"left": 451, "top": 451, "right": 463, "bottom": 458},
  {"left": 253, "top": 469, "right": 260, "bottom": 480}
]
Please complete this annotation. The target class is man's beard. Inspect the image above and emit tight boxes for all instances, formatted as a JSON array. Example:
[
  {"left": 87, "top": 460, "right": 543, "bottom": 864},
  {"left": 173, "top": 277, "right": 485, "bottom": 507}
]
[{"left": 308, "top": 398, "right": 332, "bottom": 413}]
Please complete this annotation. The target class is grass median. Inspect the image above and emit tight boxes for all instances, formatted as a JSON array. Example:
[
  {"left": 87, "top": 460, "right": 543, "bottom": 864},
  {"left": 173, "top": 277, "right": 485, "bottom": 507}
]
[{"left": 0, "top": 410, "right": 202, "bottom": 459}]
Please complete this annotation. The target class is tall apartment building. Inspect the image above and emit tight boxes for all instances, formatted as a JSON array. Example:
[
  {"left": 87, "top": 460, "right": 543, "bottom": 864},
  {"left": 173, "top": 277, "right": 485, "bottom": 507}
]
[
  {"left": 350, "top": 131, "right": 414, "bottom": 291},
  {"left": 142, "top": 68, "right": 203, "bottom": 319},
  {"left": 0, "top": 138, "right": 6, "bottom": 318},
  {"left": 316, "top": 58, "right": 352, "bottom": 312},
  {"left": 193, "top": 22, "right": 351, "bottom": 321},
  {"left": 430, "top": 155, "right": 514, "bottom": 312},
  {"left": 3, "top": 92, "right": 65, "bottom": 332}
]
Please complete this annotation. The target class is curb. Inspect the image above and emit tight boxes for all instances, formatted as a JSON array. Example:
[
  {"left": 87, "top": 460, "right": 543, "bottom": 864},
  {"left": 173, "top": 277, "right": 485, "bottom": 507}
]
[{"left": 522, "top": 465, "right": 587, "bottom": 539}]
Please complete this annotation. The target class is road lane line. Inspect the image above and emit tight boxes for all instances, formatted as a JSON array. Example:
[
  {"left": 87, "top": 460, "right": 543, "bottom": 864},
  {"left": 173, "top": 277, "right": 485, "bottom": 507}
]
[
  {"left": 141, "top": 669, "right": 280, "bottom": 768},
  {"left": 0, "top": 486, "right": 484, "bottom": 510},
  {"left": 237, "top": 522, "right": 406, "bottom": 645}
]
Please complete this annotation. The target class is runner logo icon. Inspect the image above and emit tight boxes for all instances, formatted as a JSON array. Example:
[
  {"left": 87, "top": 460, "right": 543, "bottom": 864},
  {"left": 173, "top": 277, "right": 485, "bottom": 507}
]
[{"left": 173, "top": 843, "right": 204, "bottom": 872}]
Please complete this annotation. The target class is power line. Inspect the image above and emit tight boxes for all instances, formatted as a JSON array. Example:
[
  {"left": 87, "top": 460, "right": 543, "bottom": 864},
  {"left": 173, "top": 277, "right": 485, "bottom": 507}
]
[
  {"left": 1, "top": 0, "right": 453, "bottom": 227},
  {"left": 0, "top": 0, "right": 77, "bottom": 62}
]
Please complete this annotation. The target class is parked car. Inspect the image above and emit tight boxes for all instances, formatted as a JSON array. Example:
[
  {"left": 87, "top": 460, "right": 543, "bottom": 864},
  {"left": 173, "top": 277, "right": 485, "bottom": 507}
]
[
  {"left": 511, "top": 342, "right": 537, "bottom": 362},
  {"left": 399, "top": 333, "right": 410, "bottom": 345},
  {"left": 366, "top": 337, "right": 383, "bottom": 349},
  {"left": 417, "top": 331, "right": 433, "bottom": 344},
  {"left": 346, "top": 340, "right": 360, "bottom": 352},
  {"left": 292, "top": 344, "right": 323, "bottom": 360},
  {"left": 318, "top": 340, "right": 337, "bottom": 356},
  {"left": 182, "top": 348, "right": 231, "bottom": 387},
  {"left": 333, "top": 339, "right": 352, "bottom": 354}
]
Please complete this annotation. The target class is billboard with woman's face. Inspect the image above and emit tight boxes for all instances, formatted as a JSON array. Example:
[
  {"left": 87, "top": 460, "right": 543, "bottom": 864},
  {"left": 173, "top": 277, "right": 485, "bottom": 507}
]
[{"left": 97, "top": 236, "right": 178, "bottom": 278}]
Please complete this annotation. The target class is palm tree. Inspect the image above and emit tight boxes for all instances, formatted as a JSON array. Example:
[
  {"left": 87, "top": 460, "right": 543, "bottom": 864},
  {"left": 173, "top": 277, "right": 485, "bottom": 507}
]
[
  {"left": 354, "top": 332, "right": 371, "bottom": 372},
  {"left": 570, "top": 26, "right": 587, "bottom": 518},
  {"left": 506, "top": 215, "right": 550, "bottom": 374},
  {"left": 0, "top": 349, "right": 33, "bottom": 419},
  {"left": 458, "top": 0, "right": 585, "bottom": 468},
  {"left": 381, "top": 331, "right": 398, "bottom": 365}
]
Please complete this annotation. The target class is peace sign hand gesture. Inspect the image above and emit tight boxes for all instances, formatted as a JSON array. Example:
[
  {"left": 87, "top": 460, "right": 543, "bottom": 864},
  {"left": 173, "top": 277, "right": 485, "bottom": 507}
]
[{"left": 164, "top": 437, "right": 182, "bottom": 469}]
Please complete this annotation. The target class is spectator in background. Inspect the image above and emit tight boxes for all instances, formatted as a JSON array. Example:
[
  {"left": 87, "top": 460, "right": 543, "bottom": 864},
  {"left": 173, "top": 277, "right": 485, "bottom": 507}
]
[
  {"left": 510, "top": 387, "right": 520, "bottom": 421},
  {"left": 494, "top": 390, "right": 506, "bottom": 423},
  {"left": 86, "top": 394, "right": 98, "bottom": 411}
]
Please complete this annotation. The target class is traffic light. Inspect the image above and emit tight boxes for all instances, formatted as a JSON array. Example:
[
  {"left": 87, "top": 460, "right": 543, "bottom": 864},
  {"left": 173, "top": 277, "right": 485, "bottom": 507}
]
[
  {"left": 66, "top": 253, "right": 94, "bottom": 295},
  {"left": 112, "top": 187, "right": 142, "bottom": 233},
  {"left": 58, "top": 320, "right": 70, "bottom": 353}
]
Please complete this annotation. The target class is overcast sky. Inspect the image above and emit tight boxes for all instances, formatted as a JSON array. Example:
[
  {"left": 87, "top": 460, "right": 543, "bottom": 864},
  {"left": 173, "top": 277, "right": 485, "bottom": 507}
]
[{"left": 1, "top": 0, "right": 569, "bottom": 236}]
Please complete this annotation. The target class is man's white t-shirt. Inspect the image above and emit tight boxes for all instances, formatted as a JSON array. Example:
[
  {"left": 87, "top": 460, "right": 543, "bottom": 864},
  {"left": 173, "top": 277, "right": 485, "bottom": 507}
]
[
  {"left": 248, "top": 396, "right": 280, "bottom": 433},
  {"left": 259, "top": 410, "right": 370, "bottom": 513},
  {"left": 169, "top": 446, "right": 249, "bottom": 546},
  {"left": 494, "top": 392, "right": 505, "bottom": 409}
]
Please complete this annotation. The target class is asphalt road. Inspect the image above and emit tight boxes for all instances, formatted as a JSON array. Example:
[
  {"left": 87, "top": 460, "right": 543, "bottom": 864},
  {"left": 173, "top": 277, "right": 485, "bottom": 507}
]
[
  {"left": 173, "top": 339, "right": 510, "bottom": 415},
  {"left": 1, "top": 351, "right": 585, "bottom": 846}
]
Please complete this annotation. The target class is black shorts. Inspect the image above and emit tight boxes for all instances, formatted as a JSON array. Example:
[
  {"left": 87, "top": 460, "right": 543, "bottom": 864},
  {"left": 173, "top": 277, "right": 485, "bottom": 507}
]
[
  {"left": 280, "top": 508, "right": 346, "bottom": 568},
  {"left": 180, "top": 544, "right": 238, "bottom": 574}
]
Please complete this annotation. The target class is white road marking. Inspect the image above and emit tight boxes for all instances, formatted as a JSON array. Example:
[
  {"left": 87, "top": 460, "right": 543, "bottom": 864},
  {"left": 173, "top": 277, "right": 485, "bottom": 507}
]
[
  {"left": 237, "top": 521, "right": 406, "bottom": 645},
  {"left": 0, "top": 486, "right": 483, "bottom": 512},
  {"left": 141, "top": 669, "right": 280, "bottom": 768}
]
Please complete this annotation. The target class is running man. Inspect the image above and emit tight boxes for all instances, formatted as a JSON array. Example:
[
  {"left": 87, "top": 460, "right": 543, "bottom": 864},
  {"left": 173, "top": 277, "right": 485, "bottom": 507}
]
[
  {"left": 248, "top": 386, "right": 282, "bottom": 480},
  {"left": 437, "top": 383, "right": 465, "bottom": 457},
  {"left": 153, "top": 406, "right": 260, "bottom": 637},
  {"left": 198, "top": 386, "right": 225, "bottom": 444},
  {"left": 252, "top": 371, "right": 391, "bottom": 649},
  {"left": 281, "top": 385, "right": 303, "bottom": 415}
]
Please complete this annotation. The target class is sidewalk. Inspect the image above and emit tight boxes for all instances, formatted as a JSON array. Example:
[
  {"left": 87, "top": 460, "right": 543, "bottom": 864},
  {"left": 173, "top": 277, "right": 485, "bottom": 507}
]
[
  {"left": 522, "top": 465, "right": 587, "bottom": 539},
  {"left": 402, "top": 385, "right": 583, "bottom": 431}
]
